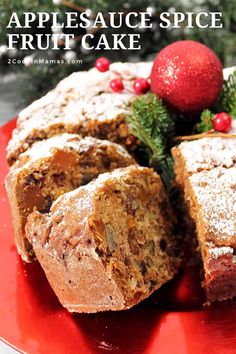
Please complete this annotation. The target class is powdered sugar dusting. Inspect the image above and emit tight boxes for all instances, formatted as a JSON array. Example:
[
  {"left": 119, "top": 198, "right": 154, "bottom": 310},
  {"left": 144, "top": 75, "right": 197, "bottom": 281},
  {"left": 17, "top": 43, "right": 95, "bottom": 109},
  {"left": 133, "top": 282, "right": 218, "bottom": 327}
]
[
  {"left": 223, "top": 66, "right": 236, "bottom": 80},
  {"left": 190, "top": 166, "right": 236, "bottom": 246},
  {"left": 10, "top": 133, "right": 134, "bottom": 175},
  {"left": 208, "top": 245, "right": 233, "bottom": 259},
  {"left": 52, "top": 165, "right": 153, "bottom": 211},
  {"left": 179, "top": 135, "right": 236, "bottom": 174},
  {"left": 110, "top": 61, "right": 152, "bottom": 79},
  {"left": 7, "top": 62, "right": 151, "bottom": 161}
]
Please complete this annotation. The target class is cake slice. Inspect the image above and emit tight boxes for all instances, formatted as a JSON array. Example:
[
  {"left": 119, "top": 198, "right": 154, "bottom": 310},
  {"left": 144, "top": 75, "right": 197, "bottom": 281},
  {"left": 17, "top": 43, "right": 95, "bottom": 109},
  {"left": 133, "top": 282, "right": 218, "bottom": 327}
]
[
  {"left": 7, "top": 62, "right": 152, "bottom": 165},
  {"left": 25, "top": 166, "right": 180, "bottom": 313},
  {"left": 5, "top": 133, "right": 135, "bottom": 262},
  {"left": 172, "top": 135, "right": 236, "bottom": 302}
]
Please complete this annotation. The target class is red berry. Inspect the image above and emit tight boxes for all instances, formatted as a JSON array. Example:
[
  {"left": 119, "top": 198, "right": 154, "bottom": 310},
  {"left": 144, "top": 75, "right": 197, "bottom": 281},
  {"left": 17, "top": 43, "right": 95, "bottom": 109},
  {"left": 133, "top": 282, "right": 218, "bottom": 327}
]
[
  {"left": 213, "top": 112, "right": 232, "bottom": 133},
  {"left": 133, "top": 78, "right": 150, "bottom": 94},
  {"left": 110, "top": 78, "right": 124, "bottom": 92},
  {"left": 95, "top": 57, "right": 110, "bottom": 72}
]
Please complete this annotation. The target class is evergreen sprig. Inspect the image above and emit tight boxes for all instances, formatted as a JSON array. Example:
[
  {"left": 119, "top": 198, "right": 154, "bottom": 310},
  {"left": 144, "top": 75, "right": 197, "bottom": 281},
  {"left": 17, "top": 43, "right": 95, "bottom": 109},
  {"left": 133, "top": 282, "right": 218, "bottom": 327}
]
[
  {"left": 195, "top": 109, "right": 214, "bottom": 133},
  {"left": 216, "top": 70, "right": 236, "bottom": 116},
  {"left": 126, "top": 93, "right": 175, "bottom": 189},
  {"left": 195, "top": 71, "right": 236, "bottom": 133}
]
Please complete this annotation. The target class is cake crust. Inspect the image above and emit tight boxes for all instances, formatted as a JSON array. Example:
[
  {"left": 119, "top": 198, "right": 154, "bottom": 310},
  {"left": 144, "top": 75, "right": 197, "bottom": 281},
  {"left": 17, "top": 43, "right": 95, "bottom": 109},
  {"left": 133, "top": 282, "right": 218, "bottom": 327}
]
[
  {"left": 7, "top": 62, "right": 152, "bottom": 165},
  {"left": 5, "top": 133, "right": 135, "bottom": 262},
  {"left": 26, "top": 166, "right": 180, "bottom": 312},
  {"left": 172, "top": 133, "right": 236, "bottom": 302}
]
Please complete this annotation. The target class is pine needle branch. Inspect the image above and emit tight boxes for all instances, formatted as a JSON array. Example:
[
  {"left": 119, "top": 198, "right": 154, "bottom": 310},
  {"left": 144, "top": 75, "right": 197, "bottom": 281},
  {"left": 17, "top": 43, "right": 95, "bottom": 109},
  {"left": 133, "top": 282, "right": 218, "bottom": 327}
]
[
  {"left": 216, "top": 70, "right": 236, "bottom": 116},
  {"left": 195, "top": 109, "right": 214, "bottom": 133},
  {"left": 126, "top": 93, "right": 175, "bottom": 190}
]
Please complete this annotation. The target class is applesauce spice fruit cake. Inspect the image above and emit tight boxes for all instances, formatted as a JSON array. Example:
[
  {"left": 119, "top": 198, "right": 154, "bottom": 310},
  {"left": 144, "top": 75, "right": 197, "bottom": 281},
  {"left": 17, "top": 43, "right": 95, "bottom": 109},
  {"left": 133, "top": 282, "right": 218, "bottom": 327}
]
[
  {"left": 5, "top": 42, "right": 235, "bottom": 313},
  {"left": 172, "top": 135, "right": 236, "bottom": 302},
  {"left": 6, "top": 62, "right": 152, "bottom": 165},
  {"left": 5, "top": 133, "right": 135, "bottom": 262},
  {"left": 26, "top": 166, "right": 181, "bottom": 313}
]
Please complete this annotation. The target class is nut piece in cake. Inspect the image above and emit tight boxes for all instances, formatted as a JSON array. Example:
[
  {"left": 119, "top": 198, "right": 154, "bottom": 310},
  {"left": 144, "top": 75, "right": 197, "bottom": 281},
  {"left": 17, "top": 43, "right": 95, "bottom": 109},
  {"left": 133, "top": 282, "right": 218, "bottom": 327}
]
[
  {"left": 6, "top": 62, "right": 152, "bottom": 165},
  {"left": 26, "top": 166, "right": 181, "bottom": 313},
  {"left": 5, "top": 133, "right": 135, "bottom": 262},
  {"left": 172, "top": 136, "right": 236, "bottom": 302}
]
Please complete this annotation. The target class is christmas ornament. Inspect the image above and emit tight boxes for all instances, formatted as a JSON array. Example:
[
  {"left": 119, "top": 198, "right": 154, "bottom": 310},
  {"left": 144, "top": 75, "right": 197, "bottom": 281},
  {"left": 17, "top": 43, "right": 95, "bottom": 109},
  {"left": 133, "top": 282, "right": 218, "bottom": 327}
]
[
  {"left": 123, "top": 2, "right": 131, "bottom": 9},
  {"left": 86, "top": 20, "right": 95, "bottom": 34},
  {"left": 63, "top": 51, "right": 77, "bottom": 61},
  {"left": 133, "top": 78, "right": 150, "bottom": 94},
  {"left": 213, "top": 112, "right": 232, "bottom": 132},
  {"left": 150, "top": 40, "right": 223, "bottom": 115},
  {"left": 80, "top": 44, "right": 89, "bottom": 54},
  {"left": 110, "top": 79, "right": 124, "bottom": 92},
  {"left": 68, "top": 38, "right": 77, "bottom": 49},
  {"left": 23, "top": 55, "right": 34, "bottom": 67},
  {"left": 0, "top": 45, "right": 8, "bottom": 55},
  {"left": 85, "top": 9, "right": 94, "bottom": 18},
  {"left": 52, "top": 0, "right": 63, "bottom": 5},
  {"left": 8, "top": 48, "right": 18, "bottom": 58},
  {"left": 95, "top": 57, "right": 110, "bottom": 72},
  {"left": 146, "top": 6, "right": 156, "bottom": 16},
  {"left": 51, "top": 23, "right": 63, "bottom": 34}
]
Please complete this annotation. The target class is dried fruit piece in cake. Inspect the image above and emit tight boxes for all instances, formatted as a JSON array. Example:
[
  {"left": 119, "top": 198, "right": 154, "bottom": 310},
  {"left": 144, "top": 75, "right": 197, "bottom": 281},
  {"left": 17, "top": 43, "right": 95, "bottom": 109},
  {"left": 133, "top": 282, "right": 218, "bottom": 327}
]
[
  {"left": 5, "top": 133, "right": 135, "bottom": 262},
  {"left": 26, "top": 166, "right": 181, "bottom": 313},
  {"left": 172, "top": 135, "right": 236, "bottom": 302},
  {"left": 7, "top": 62, "right": 152, "bottom": 165}
]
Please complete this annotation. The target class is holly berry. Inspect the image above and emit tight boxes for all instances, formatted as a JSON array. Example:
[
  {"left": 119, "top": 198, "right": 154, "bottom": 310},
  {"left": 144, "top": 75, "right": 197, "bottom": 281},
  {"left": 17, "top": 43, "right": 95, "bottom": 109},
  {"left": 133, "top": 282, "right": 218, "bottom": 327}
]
[
  {"left": 133, "top": 78, "right": 150, "bottom": 95},
  {"left": 110, "top": 78, "right": 124, "bottom": 92},
  {"left": 150, "top": 40, "right": 223, "bottom": 115},
  {"left": 95, "top": 57, "right": 110, "bottom": 72},
  {"left": 213, "top": 112, "right": 232, "bottom": 133}
]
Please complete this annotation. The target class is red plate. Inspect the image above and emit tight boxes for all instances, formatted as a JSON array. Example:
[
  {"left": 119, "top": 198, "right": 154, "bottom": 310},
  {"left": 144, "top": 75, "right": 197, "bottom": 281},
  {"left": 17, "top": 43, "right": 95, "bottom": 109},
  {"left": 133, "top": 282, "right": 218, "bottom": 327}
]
[{"left": 0, "top": 119, "right": 236, "bottom": 354}]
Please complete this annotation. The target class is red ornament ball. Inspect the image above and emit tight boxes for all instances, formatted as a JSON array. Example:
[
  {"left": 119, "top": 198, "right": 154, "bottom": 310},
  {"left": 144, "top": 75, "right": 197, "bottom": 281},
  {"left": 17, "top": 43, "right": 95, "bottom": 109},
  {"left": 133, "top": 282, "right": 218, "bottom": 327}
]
[
  {"left": 133, "top": 78, "right": 150, "bottom": 94},
  {"left": 110, "top": 78, "right": 124, "bottom": 92},
  {"left": 150, "top": 40, "right": 223, "bottom": 115},
  {"left": 95, "top": 57, "right": 110, "bottom": 72},
  {"left": 213, "top": 112, "right": 232, "bottom": 133}
]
